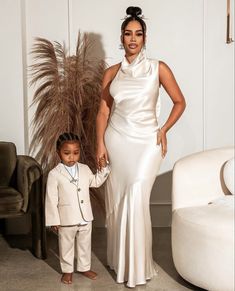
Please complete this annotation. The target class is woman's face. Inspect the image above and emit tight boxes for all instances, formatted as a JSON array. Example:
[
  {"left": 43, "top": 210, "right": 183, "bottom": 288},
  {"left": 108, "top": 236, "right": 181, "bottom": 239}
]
[{"left": 122, "top": 20, "right": 145, "bottom": 57}]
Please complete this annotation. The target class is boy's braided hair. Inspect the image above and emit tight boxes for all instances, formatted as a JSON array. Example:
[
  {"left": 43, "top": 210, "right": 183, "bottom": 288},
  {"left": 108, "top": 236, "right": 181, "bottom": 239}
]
[{"left": 56, "top": 132, "right": 80, "bottom": 150}]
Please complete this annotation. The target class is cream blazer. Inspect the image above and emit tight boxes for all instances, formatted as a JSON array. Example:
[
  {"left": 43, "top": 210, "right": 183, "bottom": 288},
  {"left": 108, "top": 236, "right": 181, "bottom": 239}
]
[{"left": 45, "top": 162, "right": 110, "bottom": 226}]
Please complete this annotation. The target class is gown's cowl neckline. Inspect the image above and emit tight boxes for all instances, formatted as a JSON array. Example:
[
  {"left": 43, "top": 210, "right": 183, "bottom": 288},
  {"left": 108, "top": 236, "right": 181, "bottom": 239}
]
[{"left": 120, "top": 49, "right": 151, "bottom": 78}]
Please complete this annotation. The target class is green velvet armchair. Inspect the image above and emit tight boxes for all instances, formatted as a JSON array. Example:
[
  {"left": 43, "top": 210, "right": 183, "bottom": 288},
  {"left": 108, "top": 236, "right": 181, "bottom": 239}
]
[{"left": 0, "top": 141, "right": 46, "bottom": 259}]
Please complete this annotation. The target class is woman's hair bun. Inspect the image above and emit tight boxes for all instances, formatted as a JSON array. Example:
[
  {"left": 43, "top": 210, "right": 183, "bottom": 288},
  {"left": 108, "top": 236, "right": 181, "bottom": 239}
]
[{"left": 126, "top": 6, "right": 142, "bottom": 17}]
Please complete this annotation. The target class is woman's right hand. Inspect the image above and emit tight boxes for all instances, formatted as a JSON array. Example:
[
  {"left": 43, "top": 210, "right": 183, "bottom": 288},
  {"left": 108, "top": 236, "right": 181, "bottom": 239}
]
[{"left": 96, "top": 143, "right": 109, "bottom": 170}]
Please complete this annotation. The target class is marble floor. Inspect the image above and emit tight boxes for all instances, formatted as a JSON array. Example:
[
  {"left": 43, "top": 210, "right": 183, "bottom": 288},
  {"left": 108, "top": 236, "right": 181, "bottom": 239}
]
[{"left": 0, "top": 227, "right": 206, "bottom": 291}]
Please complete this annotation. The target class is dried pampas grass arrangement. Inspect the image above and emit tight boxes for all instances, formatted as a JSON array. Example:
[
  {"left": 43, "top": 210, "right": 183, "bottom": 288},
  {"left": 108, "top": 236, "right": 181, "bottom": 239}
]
[{"left": 29, "top": 33, "right": 106, "bottom": 210}]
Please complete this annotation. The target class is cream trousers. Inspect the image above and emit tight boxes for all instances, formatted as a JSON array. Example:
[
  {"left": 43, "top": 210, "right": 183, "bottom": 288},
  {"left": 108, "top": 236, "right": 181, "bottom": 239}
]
[{"left": 58, "top": 222, "right": 92, "bottom": 273}]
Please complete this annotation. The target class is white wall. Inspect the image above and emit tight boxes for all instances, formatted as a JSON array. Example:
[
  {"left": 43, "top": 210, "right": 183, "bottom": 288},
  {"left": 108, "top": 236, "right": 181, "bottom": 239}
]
[
  {"left": 25, "top": 0, "right": 70, "bottom": 153},
  {"left": 1, "top": 0, "right": 233, "bottom": 156},
  {"left": 204, "top": 0, "right": 234, "bottom": 149},
  {"left": 0, "top": 0, "right": 25, "bottom": 154},
  {"left": 0, "top": 0, "right": 234, "bottom": 226}
]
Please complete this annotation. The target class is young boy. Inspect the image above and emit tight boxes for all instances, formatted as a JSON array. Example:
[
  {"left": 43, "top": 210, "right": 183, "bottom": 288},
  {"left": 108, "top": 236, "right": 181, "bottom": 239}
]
[{"left": 45, "top": 132, "right": 110, "bottom": 284}]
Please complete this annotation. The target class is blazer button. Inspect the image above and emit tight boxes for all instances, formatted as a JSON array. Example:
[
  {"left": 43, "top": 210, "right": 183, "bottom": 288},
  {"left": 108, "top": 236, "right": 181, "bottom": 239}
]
[
  {"left": 81, "top": 200, "right": 84, "bottom": 203},
  {"left": 77, "top": 188, "right": 81, "bottom": 191}
]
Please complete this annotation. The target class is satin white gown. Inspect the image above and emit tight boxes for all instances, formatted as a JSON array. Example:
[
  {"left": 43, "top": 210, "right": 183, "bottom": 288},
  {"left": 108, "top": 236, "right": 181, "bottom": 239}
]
[{"left": 104, "top": 49, "right": 162, "bottom": 288}]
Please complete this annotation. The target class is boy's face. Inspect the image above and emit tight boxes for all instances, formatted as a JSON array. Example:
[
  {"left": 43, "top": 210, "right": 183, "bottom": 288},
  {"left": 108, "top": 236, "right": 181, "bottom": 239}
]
[{"left": 57, "top": 141, "right": 80, "bottom": 167}]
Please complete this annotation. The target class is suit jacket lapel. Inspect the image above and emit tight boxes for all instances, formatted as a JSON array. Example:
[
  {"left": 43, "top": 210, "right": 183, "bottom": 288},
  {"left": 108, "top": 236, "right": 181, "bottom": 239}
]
[
  {"left": 57, "top": 162, "right": 83, "bottom": 188},
  {"left": 57, "top": 163, "right": 77, "bottom": 187}
]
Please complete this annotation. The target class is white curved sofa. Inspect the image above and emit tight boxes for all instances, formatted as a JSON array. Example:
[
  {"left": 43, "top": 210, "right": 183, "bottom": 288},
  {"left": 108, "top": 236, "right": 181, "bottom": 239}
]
[{"left": 171, "top": 147, "right": 234, "bottom": 291}]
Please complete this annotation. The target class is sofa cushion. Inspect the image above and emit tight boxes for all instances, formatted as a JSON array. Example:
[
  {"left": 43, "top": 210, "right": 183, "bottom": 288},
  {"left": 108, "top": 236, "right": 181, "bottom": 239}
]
[
  {"left": 223, "top": 157, "right": 234, "bottom": 195},
  {"left": 0, "top": 186, "right": 23, "bottom": 215},
  {"left": 174, "top": 195, "right": 234, "bottom": 230},
  {"left": 172, "top": 195, "right": 234, "bottom": 291},
  {"left": 209, "top": 195, "right": 234, "bottom": 208},
  {"left": 0, "top": 142, "right": 17, "bottom": 186}
]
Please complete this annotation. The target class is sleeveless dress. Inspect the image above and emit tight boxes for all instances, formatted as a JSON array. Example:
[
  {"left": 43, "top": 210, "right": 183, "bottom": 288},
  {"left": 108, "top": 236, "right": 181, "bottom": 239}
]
[{"left": 104, "top": 49, "right": 162, "bottom": 288}]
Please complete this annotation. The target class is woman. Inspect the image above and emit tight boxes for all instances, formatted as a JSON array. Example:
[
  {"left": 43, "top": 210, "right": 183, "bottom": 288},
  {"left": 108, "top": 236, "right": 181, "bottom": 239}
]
[{"left": 96, "top": 6, "right": 186, "bottom": 288}]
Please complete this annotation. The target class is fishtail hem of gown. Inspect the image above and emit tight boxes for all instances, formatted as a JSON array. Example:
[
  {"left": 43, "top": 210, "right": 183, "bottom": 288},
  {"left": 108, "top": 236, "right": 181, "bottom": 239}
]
[
  {"left": 106, "top": 179, "right": 158, "bottom": 288},
  {"left": 126, "top": 268, "right": 159, "bottom": 288},
  {"left": 107, "top": 262, "right": 158, "bottom": 288}
]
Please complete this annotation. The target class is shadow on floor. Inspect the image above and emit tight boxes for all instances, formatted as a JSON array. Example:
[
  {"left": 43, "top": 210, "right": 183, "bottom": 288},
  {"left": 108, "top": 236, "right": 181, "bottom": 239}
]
[
  {"left": 1, "top": 227, "right": 206, "bottom": 291},
  {"left": 152, "top": 227, "right": 206, "bottom": 291},
  {"left": 1, "top": 233, "right": 32, "bottom": 252}
]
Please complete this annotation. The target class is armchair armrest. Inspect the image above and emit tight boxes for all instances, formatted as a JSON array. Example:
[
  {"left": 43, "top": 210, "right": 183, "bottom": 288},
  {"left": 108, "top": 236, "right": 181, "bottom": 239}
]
[
  {"left": 172, "top": 147, "right": 234, "bottom": 211},
  {"left": 16, "top": 155, "right": 46, "bottom": 259},
  {"left": 16, "top": 155, "right": 43, "bottom": 212}
]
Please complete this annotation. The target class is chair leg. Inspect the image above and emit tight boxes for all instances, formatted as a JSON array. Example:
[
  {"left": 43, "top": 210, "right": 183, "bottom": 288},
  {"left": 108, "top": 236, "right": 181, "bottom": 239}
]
[{"left": 31, "top": 208, "right": 47, "bottom": 259}]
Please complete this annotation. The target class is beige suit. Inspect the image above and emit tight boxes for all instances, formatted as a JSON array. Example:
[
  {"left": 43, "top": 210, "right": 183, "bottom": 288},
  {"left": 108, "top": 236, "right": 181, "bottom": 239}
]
[
  {"left": 45, "top": 162, "right": 110, "bottom": 226},
  {"left": 45, "top": 162, "right": 110, "bottom": 272}
]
